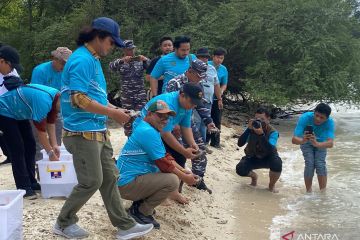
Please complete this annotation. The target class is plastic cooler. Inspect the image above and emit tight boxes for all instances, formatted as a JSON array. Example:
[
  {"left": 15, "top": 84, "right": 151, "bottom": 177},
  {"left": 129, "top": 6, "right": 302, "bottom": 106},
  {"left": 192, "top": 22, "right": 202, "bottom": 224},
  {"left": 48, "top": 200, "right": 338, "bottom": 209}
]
[
  {"left": 0, "top": 190, "right": 26, "bottom": 240},
  {"left": 37, "top": 147, "right": 78, "bottom": 198}
]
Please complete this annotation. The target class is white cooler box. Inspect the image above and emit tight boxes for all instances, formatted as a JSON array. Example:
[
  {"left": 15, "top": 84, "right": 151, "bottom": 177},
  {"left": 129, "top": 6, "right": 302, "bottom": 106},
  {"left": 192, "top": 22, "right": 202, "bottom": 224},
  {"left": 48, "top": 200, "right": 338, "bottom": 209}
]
[
  {"left": 37, "top": 150, "right": 78, "bottom": 198},
  {"left": 0, "top": 190, "right": 26, "bottom": 240}
]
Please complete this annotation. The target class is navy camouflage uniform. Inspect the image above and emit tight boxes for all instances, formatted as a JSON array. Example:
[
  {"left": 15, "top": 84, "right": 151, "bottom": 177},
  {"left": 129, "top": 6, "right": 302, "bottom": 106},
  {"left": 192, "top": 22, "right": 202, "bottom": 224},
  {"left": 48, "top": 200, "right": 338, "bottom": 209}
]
[
  {"left": 109, "top": 43, "right": 149, "bottom": 136},
  {"left": 166, "top": 74, "right": 213, "bottom": 178}
]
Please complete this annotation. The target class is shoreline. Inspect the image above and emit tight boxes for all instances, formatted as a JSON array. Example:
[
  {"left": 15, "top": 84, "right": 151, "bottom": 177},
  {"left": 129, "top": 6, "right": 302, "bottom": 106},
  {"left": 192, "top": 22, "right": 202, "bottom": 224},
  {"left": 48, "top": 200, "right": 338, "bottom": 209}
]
[{"left": 0, "top": 123, "right": 285, "bottom": 240}]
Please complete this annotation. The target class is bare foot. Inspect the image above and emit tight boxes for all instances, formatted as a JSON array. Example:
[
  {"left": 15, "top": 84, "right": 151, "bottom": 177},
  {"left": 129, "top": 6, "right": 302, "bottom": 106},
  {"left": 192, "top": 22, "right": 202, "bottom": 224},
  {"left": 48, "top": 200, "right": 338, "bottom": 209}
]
[
  {"left": 268, "top": 184, "right": 279, "bottom": 193},
  {"left": 169, "top": 191, "right": 190, "bottom": 204},
  {"left": 160, "top": 198, "right": 172, "bottom": 206},
  {"left": 250, "top": 172, "right": 258, "bottom": 187},
  {"left": 306, "top": 188, "right": 312, "bottom": 194}
]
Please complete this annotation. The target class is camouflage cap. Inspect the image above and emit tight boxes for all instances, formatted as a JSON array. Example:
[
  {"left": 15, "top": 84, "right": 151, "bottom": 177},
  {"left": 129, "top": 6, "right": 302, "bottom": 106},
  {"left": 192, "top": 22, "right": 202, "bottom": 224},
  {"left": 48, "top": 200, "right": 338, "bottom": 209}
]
[
  {"left": 148, "top": 100, "right": 176, "bottom": 116},
  {"left": 190, "top": 59, "right": 207, "bottom": 78},
  {"left": 51, "top": 47, "right": 72, "bottom": 62},
  {"left": 123, "top": 40, "right": 136, "bottom": 49}
]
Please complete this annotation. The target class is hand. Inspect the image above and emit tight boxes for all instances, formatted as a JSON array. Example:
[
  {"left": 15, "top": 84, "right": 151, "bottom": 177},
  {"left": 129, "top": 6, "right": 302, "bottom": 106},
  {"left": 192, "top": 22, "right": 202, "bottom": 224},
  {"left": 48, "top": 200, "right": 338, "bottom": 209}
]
[
  {"left": 218, "top": 99, "right": 224, "bottom": 110},
  {"left": 302, "top": 133, "right": 313, "bottom": 143},
  {"left": 309, "top": 134, "right": 319, "bottom": 147},
  {"left": 122, "top": 56, "right": 132, "bottom": 63},
  {"left": 48, "top": 150, "right": 59, "bottom": 161},
  {"left": 139, "top": 55, "right": 148, "bottom": 62},
  {"left": 110, "top": 108, "right": 131, "bottom": 125},
  {"left": 253, "top": 127, "right": 264, "bottom": 135},
  {"left": 172, "top": 125, "right": 181, "bottom": 139},
  {"left": 207, "top": 122, "right": 216, "bottom": 130},
  {"left": 183, "top": 168, "right": 193, "bottom": 174},
  {"left": 183, "top": 147, "right": 198, "bottom": 159},
  {"left": 183, "top": 173, "right": 198, "bottom": 186},
  {"left": 53, "top": 145, "right": 61, "bottom": 158},
  {"left": 190, "top": 144, "right": 199, "bottom": 152},
  {"left": 248, "top": 120, "right": 253, "bottom": 130}
]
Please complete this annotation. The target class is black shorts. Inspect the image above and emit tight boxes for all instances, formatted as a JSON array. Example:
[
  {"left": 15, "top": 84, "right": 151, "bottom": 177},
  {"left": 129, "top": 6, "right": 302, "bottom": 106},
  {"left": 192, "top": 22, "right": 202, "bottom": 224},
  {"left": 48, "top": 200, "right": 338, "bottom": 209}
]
[{"left": 236, "top": 154, "right": 282, "bottom": 176}]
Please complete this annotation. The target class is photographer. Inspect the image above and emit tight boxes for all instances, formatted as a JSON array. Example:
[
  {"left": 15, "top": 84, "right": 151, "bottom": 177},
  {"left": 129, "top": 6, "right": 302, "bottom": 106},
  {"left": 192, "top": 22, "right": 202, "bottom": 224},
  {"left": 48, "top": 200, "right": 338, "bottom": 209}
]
[
  {"left": 235, "top": 107, "right": 282, "bottom": 193},
  {"left": 292, "top": 103, "right": 335, "bottom": 193}
]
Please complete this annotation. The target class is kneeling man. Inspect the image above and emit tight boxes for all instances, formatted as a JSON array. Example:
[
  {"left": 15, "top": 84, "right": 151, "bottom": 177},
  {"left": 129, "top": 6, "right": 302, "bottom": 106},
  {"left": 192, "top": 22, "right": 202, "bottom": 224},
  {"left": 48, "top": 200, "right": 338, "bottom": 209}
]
[
  {"left": 235, "top": 107, "right": 282, "bottom": 192},
  {"left": 117, "top": 100, "right": 198, "bottom": 229}
]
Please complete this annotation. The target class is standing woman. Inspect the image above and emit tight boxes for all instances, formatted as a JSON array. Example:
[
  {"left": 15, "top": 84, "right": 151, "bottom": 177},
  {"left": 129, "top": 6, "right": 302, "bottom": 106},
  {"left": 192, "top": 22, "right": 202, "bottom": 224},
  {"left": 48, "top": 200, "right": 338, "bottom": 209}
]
[
  {"left": 54, "top": 17, "right": 153, "bottom": 239},
  {"left": 0, "top": 45, "right": 61, "bottom": 200}
]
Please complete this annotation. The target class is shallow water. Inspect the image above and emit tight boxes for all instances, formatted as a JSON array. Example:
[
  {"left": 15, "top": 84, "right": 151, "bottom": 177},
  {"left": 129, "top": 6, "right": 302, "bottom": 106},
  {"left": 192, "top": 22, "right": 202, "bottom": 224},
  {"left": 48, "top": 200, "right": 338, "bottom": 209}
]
[{"left": 270, "top": 109, "right": 360, "bottom": 240}]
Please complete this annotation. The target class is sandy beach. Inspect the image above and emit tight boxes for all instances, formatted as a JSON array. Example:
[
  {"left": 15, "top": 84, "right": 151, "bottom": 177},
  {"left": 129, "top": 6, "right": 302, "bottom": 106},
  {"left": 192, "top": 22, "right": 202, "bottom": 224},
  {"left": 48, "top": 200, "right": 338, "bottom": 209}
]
[{"left": 0, "top": 123, "right": 285, "bottom": 240}]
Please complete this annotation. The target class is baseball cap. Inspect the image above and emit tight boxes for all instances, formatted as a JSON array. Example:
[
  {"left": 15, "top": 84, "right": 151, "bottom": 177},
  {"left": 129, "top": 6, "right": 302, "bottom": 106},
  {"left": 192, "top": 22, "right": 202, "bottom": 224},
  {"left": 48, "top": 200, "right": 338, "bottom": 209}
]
[
  {"left": 123, "top": 40, "right": 136, "bottom": 49},
  {"left": 181, "top": 82, "right": 204, "bottom": 107},
  {"left": 196, "top": 47, "right": 211, "bottom": 58},
  {"left": 148, "top": 100, "right": 176, "bottom": 116},
  {"left": 0, "top": 45, "right": 23, "bottom": 73},
  {"left": 190, "top": 59, "right": 207, "bottom": 78},
  {"left": 91, "top": 17, "right": 125, "bottom": 48},
  {"left": 51, "top": 47, "right": 72, "bottom": 62}
]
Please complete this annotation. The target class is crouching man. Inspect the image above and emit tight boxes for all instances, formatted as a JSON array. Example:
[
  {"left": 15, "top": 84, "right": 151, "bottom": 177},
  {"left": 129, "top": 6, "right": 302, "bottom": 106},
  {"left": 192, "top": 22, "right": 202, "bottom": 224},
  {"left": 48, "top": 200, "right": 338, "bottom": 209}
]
[
  {"left": 117, "top": 100, "right": 198, "bottom": 229},
  {"left": 235, "top": 107, "right": 282, "bottom": 193}
]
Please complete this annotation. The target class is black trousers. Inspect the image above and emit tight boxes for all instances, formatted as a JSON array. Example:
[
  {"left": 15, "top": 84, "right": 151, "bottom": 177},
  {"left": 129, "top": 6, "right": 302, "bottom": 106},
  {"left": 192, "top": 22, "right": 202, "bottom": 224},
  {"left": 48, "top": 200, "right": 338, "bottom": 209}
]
[
  {"left": 0, "top": 132, "right": 10, "bottom": 161},
  {"left": 208, "top": 99, "right": 222, "bottom": 146},
  {"left": 162, "top": 139, "right": 186, "bottom": 168},
  {"left": 0, "top": 115, "right": 37, "bottom": 189},
  {"left": 236, "top": 154, "right": 283, "bottom": 177}
]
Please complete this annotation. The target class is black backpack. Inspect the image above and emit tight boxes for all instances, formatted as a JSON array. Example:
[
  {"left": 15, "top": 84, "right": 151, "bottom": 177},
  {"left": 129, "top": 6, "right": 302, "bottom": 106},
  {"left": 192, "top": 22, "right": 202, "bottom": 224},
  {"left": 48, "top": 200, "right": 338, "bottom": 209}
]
[{"left": 2, "top": 75, "right": 24, "bottom": 91}]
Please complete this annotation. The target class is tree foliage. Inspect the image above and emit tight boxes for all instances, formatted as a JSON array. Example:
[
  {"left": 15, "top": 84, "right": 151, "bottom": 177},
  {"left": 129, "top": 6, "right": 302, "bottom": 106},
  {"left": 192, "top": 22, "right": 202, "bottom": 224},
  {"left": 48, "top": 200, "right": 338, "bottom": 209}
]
[{"left": 1, "top": 0, "right": 360, "bottom": 105}]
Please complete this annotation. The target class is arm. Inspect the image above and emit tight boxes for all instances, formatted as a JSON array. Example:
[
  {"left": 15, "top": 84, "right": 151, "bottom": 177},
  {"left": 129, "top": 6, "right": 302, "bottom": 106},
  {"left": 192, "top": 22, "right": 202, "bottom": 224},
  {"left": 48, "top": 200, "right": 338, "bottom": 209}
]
[
  {"left": 238, "top": 128, "right": 251, "bottom": 147},
  {"left": 109, "top": 58, "right": 125, "bottom": 71},
  {"left": 155, "top": 153, "right": 197, "bottom": 185},
  {"left": 220, "top": 84, "right": 227, "bottom": 94},
  {"left": 150, "top": 77, "right": 158, "bottom": 97},
  {"left": 214, "top": 84, "right": 223, "bottom": 109},
  {"left": 161, "top": 131, "right": 197, "bottom": 159},
  {"left": 72, "top": 92, "right": 130, "bottom": 124},
  {"left": 195, "top": 105, "right": 213, "bottom": 125},
  {"left": 33, "top": 123, "right": 59, "bottom": 161},
  {"left": 181, "top": 126, "right": 197, "bottom": 150}
]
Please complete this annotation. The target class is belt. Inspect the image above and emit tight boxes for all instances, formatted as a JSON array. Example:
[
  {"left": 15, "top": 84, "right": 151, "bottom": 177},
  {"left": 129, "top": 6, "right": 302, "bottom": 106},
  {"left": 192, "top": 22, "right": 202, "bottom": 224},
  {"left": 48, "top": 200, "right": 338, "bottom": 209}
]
[{"left": 63, "top": 130, "right": 110, "bottom": 142}]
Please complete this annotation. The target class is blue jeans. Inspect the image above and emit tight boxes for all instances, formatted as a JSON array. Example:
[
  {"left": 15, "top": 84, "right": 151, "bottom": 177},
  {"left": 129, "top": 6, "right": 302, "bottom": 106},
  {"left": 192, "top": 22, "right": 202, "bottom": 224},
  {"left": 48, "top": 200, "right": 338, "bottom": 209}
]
[
  {"left": 300, "top": 142, "right": 327, "bottom": 178},
  {"left": 192, "top": 102, "right": 212, "bottom": 143}
]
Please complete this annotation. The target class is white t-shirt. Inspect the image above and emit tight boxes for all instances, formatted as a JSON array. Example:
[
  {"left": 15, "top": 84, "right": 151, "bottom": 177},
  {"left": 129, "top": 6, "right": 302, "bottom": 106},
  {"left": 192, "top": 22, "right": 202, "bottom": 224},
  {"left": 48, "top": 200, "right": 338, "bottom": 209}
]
[{"left": 0, "top": 69, "right": 19, "bottom": 96}]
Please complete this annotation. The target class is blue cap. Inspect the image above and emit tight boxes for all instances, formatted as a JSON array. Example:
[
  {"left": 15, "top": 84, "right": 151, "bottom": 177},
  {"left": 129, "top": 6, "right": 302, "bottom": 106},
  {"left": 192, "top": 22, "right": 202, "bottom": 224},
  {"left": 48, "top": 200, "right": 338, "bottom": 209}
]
[{"left": 91, "top": 17, "right": 125, "bottom": 48}]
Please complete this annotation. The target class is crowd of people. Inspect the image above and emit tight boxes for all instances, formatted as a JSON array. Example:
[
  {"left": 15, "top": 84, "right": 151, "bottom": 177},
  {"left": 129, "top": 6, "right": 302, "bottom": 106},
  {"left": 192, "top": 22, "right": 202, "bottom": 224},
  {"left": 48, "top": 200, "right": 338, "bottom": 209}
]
[{"left": 0, "top": 16, "right": 335, "bottom": 239}]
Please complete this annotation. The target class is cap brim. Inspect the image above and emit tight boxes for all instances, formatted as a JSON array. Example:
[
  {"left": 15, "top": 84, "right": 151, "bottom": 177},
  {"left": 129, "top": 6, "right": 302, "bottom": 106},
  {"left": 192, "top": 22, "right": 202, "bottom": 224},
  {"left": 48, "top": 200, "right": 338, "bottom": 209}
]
[
  {"left": 191, "top": 98, "right": 204, "bottom": 107},
  {"left": 156, "top": 109, "right": 176, "bottom": 116},
  {"left": 113, "top": 35, "right": 125, "bottom": 48}
]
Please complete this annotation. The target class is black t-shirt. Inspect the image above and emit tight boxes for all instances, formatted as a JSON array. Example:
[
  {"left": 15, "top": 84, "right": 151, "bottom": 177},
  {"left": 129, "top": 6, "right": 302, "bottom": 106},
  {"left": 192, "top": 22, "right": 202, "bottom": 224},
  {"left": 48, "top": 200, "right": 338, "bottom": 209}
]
[{"left": 146, "top": 56, "right": 161, "bottom": 75}]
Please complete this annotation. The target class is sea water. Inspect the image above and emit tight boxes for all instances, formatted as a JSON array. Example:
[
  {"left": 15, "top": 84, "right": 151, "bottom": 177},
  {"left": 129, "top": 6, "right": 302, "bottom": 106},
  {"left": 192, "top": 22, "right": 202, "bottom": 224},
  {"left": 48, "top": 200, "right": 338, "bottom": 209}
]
[{"left": 270, "top": 107, "right": 360, "bottom": 240}]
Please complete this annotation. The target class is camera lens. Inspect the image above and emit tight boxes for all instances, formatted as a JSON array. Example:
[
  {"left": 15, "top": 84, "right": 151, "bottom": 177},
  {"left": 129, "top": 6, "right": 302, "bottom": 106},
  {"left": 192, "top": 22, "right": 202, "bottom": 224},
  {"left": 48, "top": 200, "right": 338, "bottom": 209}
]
[{"left": 252, "top": 120, "right": 261, "bottom": 129}]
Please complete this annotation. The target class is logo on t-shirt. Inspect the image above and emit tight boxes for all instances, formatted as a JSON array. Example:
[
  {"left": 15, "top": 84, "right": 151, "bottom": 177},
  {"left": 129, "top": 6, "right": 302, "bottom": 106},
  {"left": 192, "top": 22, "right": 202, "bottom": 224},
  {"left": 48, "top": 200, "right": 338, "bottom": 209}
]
[{"left": 170, "top": 61, "right": 176, "bottom": 66}]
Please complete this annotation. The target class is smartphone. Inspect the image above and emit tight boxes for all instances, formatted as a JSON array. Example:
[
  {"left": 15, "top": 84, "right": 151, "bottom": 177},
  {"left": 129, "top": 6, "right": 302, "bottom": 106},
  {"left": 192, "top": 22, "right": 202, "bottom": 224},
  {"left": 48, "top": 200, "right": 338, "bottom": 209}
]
[{"left": 304, "top": 125, "right": 313, "bottom": 134}]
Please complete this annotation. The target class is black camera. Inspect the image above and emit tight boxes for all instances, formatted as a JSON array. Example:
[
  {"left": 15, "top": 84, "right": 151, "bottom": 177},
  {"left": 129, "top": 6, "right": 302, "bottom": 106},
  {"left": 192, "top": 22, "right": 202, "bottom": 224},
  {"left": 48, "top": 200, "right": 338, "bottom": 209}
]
[{"left": 252, "top": 119, "right": 263, "bottom": 129}]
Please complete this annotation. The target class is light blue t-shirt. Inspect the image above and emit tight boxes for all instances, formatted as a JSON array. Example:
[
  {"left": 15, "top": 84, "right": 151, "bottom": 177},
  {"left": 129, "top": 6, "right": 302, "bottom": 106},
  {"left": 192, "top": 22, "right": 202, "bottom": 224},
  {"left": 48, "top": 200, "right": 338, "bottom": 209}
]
[
  {"left": 31, "top": 61, "right": 63, "bottom": 90},
  {"left": 294, "top": 112, "right": 335, "bottom": 142},
  {"left": 117, "top": 120, "right": 164, "bottom": 186},
  {"left": 0, "top": 84, "right": 59, "bottom": 122},
  {"left": 150, "top": 52, "right": 196, "bottom": 93},
  {"left": 133, "top": 91, "right": 192, "bottom": 132},
  {"left": 201, "top": 64, "right": 219, "bottom": 103},
  {"left": 61, "top": 46, "right": 108, "bottom": 132},
  {"left": 208, "top": 61, "right": 228, "bottom": 86}
]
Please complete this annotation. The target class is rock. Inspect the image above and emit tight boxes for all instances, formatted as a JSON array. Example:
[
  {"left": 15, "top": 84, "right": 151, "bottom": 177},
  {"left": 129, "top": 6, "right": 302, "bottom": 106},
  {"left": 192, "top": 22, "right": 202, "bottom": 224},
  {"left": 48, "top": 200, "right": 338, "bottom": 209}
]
[{"left": 217, "top": 219, "right": 228, "bottom": 224}]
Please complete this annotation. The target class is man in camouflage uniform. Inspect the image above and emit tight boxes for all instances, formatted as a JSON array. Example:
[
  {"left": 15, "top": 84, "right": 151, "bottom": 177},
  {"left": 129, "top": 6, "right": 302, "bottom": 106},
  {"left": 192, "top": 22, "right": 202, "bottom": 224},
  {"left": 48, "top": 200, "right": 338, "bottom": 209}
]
[
  {"left": 109, "top": 40, "right": 150, "bottom": 136},
  {"left": 165, "top": 59, "right": 217, "bottom": 193}
]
